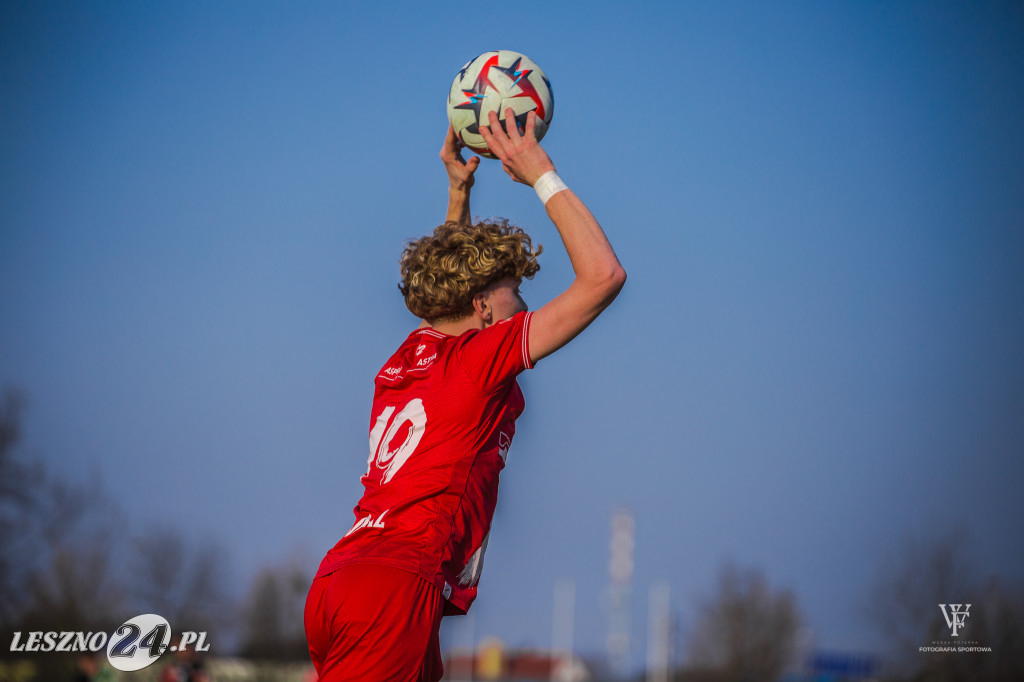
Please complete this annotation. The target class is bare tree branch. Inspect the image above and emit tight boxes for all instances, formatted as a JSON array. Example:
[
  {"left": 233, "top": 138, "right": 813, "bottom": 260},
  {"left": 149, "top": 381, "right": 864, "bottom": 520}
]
[
  {"left": 128, "top": 524, "right": 234, "bottom": 637},
  {"left": 869, "top": 528, "right": 1024, "bottom": 681},
  {"left": 239, "top": 557, "right": 312, "bottom": 661},
  {"left": 687, "top": 563, "right": 802, "bottom": 682}
]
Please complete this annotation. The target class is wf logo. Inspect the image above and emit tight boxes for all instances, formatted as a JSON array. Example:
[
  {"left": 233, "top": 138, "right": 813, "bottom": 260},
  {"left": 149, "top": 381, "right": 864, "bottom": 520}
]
[{"left": 939, "top": 603, "right": 971, "bottom": 637}]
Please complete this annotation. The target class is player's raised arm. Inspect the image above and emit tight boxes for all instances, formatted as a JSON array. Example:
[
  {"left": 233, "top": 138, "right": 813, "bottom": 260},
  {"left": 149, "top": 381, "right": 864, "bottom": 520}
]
[
  {"left": 440, "top": 124, "right": 480, "bottom": 225},
  {"left": 479, "top": 109, "right": 626, "bottom": 364}
]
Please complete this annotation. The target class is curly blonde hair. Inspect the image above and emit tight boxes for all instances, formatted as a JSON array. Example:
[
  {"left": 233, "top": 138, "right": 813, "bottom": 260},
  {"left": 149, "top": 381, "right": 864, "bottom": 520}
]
[{"left": 399, "top": 219, "right": 542, "bottom": 322}]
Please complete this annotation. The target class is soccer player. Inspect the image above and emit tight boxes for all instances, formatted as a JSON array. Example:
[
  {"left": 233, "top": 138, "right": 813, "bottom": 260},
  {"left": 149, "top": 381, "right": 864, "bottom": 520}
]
[{"left": 304, "top": 109, "right": 625, "bottom": 681}]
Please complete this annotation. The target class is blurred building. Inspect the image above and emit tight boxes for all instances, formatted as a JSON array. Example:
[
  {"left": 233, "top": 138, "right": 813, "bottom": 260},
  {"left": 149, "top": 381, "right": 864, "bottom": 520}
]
[{"left": 442, "top": 639, "right": 591, "bottom": 682}]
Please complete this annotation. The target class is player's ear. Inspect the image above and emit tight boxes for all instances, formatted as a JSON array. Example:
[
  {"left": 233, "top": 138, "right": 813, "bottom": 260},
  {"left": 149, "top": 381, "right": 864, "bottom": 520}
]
[{"left": 472, "top": 292, "right": 491, "bottom": 322}]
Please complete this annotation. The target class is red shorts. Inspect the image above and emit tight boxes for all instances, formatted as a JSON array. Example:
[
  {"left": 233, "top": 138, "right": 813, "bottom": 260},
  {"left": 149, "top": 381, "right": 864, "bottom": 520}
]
[{"left": 304, "top": 564, "right": 444, "bottom": 682}]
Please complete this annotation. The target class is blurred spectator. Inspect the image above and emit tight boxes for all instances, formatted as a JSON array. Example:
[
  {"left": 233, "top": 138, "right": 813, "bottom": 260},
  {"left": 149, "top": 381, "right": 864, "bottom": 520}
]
[
  {"left": 72, "top": 652, "right": 99, "bottom": 682},
  {"left": 159, "top": 634, "right": 208, "bottom": 682}
]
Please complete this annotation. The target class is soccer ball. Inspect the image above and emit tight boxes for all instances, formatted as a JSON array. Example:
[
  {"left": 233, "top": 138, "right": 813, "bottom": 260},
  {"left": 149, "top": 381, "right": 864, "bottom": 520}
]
[{"left": 447, "top": 50, "right": 554, "bottom": 159}]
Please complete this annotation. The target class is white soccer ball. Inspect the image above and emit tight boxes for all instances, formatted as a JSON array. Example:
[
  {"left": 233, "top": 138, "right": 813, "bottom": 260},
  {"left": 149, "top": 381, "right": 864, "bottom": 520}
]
[{"left": 447, "top": 50, "right": 554, "bottom": 159}]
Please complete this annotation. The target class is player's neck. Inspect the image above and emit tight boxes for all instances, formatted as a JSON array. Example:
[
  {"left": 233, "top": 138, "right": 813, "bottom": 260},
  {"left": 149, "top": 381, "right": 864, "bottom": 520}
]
[{"left": 421, "top": 315, "right": 486, "bottom": 337}]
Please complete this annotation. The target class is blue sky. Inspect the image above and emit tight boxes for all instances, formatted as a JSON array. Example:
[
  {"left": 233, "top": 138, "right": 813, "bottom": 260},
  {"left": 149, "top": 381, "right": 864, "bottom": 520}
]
[{"left": 2, "top": 0, "right": 1022, "bottom": 668}]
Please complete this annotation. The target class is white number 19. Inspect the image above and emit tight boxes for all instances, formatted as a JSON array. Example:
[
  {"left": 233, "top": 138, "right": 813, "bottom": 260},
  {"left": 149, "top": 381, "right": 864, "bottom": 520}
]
[{"left": 366, "top": 398, "right": 427, "bottom": 484}]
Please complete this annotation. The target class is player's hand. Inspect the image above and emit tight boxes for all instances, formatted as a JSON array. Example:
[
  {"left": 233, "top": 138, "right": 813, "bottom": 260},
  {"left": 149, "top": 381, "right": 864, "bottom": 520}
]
[
  {"left": 440, "top": 125, "right": 480, "bottom": 192},
  {"left": 479, "top": 109, "right": 555, "bottom": 187}
]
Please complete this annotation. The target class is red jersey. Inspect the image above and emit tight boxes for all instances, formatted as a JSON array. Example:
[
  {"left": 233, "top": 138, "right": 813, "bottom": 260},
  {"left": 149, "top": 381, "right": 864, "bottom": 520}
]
[{"left": 316, "top": 311, "right": 534, "bottom": 613}]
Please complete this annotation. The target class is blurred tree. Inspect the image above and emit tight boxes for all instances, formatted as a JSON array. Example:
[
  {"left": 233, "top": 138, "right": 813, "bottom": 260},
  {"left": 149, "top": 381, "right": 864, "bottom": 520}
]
[
  {"left": 870, "top": 528, "right": 973, "bottom": 669},
  {"left": 0, "top": 387, "right": 245, "bottom": 673},
  {"left": 686, "top": 563, "right": 802, "bottom": 682},
  {"left": 0, "top": 388, "right": 37, "bottom": 626},
  {"left": 968, "top": 578, "right": 1024, "bottom": 682},
  {"left": 0, "top": 387, "right": 125, "bottom": 680},
  {"left": 239, "top": 559, "right": 312, "bottom": 661},
  {"left": 870, "top": 529, "right": 1024, "bottom": 682},
  {"left": 129, "top": 524, "right": 234, "bottom": 639},
  {"left": 1, "top": 388, "right": 124, "bottom": 631},
  {"left": 19, "top": 471, "right": 125, "bottom": 630}
]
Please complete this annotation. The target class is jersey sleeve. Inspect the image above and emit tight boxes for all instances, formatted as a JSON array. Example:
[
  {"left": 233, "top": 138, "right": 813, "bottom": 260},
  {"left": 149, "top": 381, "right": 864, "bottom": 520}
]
[{"left": 453, "top": 311, "right": 534, "bottom": 393}]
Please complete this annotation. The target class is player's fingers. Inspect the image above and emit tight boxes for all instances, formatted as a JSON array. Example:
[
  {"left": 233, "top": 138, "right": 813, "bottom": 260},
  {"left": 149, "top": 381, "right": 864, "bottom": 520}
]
[
  {"left": 478, "top": 128, "right": 499, "bottom": 161},
  {"left": 482, "top": 111, "right": 507, "bottom": 156},
  {"left": 525, "top": 111, "right": 537, "bottom": 141},
  {"left": 505, "top": 108, "right": 521, "bottom": 141},
  {"left": 488, "top": 110, "right": 507, "bottom": 140},
  {"left": 441, "top": 125, "right": 458, "bottom": 158}
]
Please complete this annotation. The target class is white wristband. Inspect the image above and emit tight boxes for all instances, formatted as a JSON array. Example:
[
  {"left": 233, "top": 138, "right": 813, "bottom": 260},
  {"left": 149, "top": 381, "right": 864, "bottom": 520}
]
[{"left": 533, "top": 170, "right": 568, "bottom": 205}]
